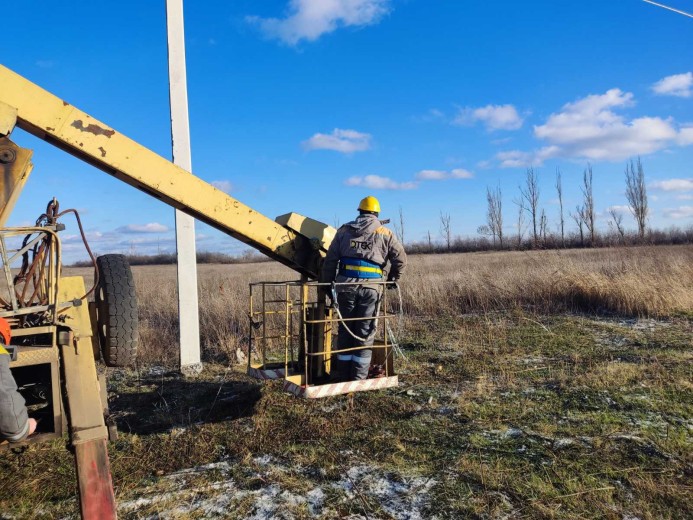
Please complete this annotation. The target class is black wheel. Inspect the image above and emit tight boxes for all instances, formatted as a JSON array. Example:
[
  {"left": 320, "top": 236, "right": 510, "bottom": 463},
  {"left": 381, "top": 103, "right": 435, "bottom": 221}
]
[{"left": 95, "top": 254, "right": 138, "bottom": 367}]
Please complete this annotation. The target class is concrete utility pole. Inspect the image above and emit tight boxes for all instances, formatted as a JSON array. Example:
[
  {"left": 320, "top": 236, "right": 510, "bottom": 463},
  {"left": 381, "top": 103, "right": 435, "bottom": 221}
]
[{"left": 166, "top": 0, "right": 202, "bottom": 375}]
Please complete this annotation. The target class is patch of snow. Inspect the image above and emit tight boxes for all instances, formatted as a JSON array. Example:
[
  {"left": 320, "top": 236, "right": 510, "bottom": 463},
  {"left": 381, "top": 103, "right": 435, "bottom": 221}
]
[
  {"left": 252, "top": 455, "right": 274, "bottom": 467},
  {"left": 306, "top": 488, "right": 325, "bottom": 516},
  {"left": 319, "top": 402, "right": 343, "bottom": 413},
  {"left": 503, "top": 427, "right": 523, "bottom": 439},
  {"left": 521, "top": 357, "right": 545, "bottom": 364},
  {"left": 147, "top": 366, "right": 166, "bottom": 376},
  {"left": 119, "top": 457, "right": 437, "bottom": 520},
  {"left": 553, "top": 438, "right": 575, "bottom": 449},
  {"left": 336, "top": 465, "right": 437, "bottom": 520}
]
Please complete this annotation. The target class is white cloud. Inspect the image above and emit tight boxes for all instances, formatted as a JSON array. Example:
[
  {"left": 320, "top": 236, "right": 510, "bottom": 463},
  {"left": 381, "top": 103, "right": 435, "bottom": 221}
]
[
  {"left": 61, "top": 231, "right": 106, "bottom": 243},
  {"left": 454, "top": 104, "right": 524, "bottom": 131},
  {"left": 415, "top": 168, "right": 474, "bottom": 180},
  {"left": 414, "top": 108, "right": 445, "bottom": 123},
  {"left": 600, "top": 205, "right": 633, "bottom": 220},
  {"left": 676, "top": 194, "right": 693, "bottom": 201},
  {"left": 497, "top": 89, "right": 693, "bottom": 167},
  {"left": 650, "top": 178, "right": 693, "bottom": 191},
  {"left": 496, "top": 146, "right": 559, "bottom": 168},
  {"left": 652, "top": 72, "right": 693, "bottom": 98},
  {"left": 116, "top": 223, "right": 170, "bottom": 234},
  {"left": 678, "top": 126, "right": 693, "bottom": 145},
  {"left": 344, "top": 175, "right": 416, "bottom": 190},
  {"left": 119, "top": 236, "right": 174, "bottom": 246},
  {"left": 450, "top": 169, "right": 474, "bottom": 179},
  {"left": 663, "top": 206, "right": 693, "bottom": 219},
  {"left": 211, "top": 180, "right": 233, "bottom": 193},
  {"left": 415, "top": 169, "right": 446, "bottom": 180},
  {"left": 303, "top": 128, "right": 372, "bottom": 153},
  {"left": 247, "top": 0, "right": 391, "bottom": 45}
]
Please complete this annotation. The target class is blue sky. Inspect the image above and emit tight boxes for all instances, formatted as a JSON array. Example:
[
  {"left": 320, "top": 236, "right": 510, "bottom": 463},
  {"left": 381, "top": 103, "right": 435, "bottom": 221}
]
[{"left": 3, "top": 0, "right": 693, "bottom": 262}]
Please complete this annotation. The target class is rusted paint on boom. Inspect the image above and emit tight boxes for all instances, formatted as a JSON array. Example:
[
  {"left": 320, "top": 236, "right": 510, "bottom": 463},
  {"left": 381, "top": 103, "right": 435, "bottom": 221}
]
[
  {"left": 74, "top": 440, "right": 117, "bottom": 520},
  {"left": 70, "top": 120, "right": 116, "bottom": 138}
]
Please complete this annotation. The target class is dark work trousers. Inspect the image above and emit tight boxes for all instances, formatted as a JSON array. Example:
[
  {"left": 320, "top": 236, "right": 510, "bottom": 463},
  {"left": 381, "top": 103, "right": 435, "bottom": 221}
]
[
  {"left": 0, "top": 354, "right": 29, "bottom": 442},
  {"left": 334, "top": 285, "right": 380, "bottom": 380}
]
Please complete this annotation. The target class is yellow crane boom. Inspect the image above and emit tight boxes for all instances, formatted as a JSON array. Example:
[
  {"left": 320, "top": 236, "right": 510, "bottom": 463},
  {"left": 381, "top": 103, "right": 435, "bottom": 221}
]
[
  {"left": 0, "top": 64, "right": 334, "bottom": 278},
  {"left": 0, "top": 63, "right": 339, "bottom": 519}
]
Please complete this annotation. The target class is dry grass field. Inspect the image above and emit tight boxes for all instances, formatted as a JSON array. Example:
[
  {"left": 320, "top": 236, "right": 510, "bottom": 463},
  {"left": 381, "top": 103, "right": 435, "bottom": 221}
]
[
  {"left": 69, "top": 244, "right": 693, "bottom": 367},
  {"left": 1, "top": 245, "right": 691, "bottom": 519}
]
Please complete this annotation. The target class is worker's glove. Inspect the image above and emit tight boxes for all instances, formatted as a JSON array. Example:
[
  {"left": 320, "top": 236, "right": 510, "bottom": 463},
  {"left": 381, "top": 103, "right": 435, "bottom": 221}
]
[{"left": 386, "top": 280, "right": 399, "bottom": 291}]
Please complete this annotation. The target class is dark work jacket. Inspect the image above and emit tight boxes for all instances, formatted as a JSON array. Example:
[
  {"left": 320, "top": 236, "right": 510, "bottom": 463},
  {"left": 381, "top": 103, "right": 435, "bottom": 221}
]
[{"left": 320, "top": 214, "right": 407, "bottom": 287}]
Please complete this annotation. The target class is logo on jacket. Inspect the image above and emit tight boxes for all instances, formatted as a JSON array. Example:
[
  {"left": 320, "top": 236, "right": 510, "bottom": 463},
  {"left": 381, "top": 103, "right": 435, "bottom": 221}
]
[{"left": 350, "top": 240, "right": 373, "bottom": 251}]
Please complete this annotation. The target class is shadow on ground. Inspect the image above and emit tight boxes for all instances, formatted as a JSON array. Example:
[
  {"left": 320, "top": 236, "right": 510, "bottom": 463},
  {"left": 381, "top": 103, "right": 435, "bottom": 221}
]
[{"left": 108, "top": 370, "right": 261, "bottom": 435}]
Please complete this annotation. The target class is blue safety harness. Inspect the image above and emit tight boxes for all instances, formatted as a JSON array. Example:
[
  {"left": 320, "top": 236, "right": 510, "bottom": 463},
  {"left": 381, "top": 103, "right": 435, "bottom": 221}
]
[{"left": 338, "top": 257, "right": 383, "bottom": 279}]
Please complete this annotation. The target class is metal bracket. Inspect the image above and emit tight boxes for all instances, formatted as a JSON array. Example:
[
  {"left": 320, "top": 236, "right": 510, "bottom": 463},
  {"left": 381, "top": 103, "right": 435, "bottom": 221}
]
[
  {"left": 57, "top": 330, "right": 73, "bottom": 346},
  {"left": 0, "top": 138, "right": 34, "bottom": 227},
  {"left": 3, "top": 345, "right": 18, "bottom": 362},
  {"left": 71, "top": 425, "right": 109, "bottom": 445},
  {"left": 0, "top": 102, "right": 17, "bottom": 137}
]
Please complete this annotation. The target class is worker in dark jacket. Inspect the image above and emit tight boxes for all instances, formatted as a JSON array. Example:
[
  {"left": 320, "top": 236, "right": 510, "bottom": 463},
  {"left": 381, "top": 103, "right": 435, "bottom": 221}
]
[
  {"left": 321, "top": 196, "right": 407, "bottom": 381},
  {"left": 0, "top": 318, "right": 36, "bottom": 443}
]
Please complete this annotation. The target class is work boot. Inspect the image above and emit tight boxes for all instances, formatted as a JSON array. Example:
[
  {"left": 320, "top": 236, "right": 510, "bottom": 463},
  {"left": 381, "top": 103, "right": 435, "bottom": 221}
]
[{"left": 368, "top": 364, "right": 385, "bottom": 378}]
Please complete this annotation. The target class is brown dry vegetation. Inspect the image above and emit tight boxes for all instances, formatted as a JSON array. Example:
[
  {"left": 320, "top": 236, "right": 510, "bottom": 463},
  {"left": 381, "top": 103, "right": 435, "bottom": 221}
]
[
  {"left": 78, "top": 244, "right": 692, "bottom": 366},
  {"left": 404, "top": 245, "right": 693, "bottom": 316}
]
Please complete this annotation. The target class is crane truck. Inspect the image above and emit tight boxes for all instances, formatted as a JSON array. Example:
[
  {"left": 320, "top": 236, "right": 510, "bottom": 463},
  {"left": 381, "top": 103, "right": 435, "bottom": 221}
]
[{"left": 0, "top": 64, "right": 399, "bottom": 519}]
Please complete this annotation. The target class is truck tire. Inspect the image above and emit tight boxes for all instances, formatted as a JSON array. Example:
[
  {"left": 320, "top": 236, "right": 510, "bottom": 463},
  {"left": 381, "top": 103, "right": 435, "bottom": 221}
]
[{"left": 95, "top": 254, "right": 138, "bottom": 367}]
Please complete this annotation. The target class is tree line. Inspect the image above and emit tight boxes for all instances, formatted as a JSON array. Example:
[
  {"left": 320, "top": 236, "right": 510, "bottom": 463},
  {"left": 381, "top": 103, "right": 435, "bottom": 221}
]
[{"left": 399, "top": 158, "right": 692, "bottom": 254}]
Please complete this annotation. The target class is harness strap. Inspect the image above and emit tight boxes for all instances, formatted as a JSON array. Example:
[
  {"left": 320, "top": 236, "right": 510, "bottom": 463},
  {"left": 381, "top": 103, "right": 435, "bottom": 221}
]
[{"left": 339, "top": 257, "right": 383, "bottom": 279}]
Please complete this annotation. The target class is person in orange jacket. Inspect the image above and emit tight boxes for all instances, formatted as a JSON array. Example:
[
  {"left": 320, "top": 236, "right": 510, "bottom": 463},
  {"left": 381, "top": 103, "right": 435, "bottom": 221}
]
[{"left": 0, "top": 317, "right": 37, "bottom": 442}]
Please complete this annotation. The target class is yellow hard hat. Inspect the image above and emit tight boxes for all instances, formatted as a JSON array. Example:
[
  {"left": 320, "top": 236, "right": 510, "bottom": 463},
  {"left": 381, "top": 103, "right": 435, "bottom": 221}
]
[{"left": 358, "top": 196, "right": 381, "bottom": 213}]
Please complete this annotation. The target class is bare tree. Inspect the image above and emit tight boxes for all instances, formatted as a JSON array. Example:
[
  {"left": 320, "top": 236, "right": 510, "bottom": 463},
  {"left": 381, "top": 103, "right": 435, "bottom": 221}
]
[
  {"left": 539, "top": 208, "right": 548, "bottom": 245},
  {"left": 625, "top": 157, "right": 648, "bottom": 241},
  {"left": 477, "top": 224, "right": 493, "bottom": 244},
  {"left": 581, "top": 165, "right": 596, "bottom": 245},
  {"left": 393, "top": 206, "right": 405, "bottom": 244},
  {"left": 485, "top": 185, "right": 504, "bottom": 248},
  {"left": 440, "top": 212, "right": 452, "bottom": 252},
  {"left": 483, "top": 194, "right": 496, "bottom": 247},
  {"left": 571, "top": 205, "right": 585, "bottom": 246},
  {"left": 608, "top": 208, "right": 625, "bottom": 241},
  {"left": 520, "top": 167, "right": 540, "bottom": 247},
  {"left": 497, "top": 188, "right": 504, "bottom": 249},
  {"left": 514, "top": 197, "right": 526, "bottom": 247},
  {"left": 555, "top": 167, "right": 565, "bottom": 247},
  {"left": 427, "top": 230, "right": 432, "bottom": 250}
]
